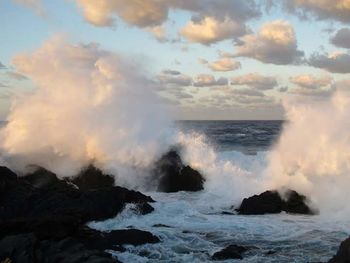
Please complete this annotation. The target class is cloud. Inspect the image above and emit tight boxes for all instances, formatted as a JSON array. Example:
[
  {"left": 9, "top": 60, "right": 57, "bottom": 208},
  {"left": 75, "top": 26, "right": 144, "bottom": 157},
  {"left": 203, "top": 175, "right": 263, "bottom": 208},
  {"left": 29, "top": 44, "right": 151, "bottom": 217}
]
[
  {"left": 6, "top": 71, "right": 28, "bottom": 80},
  {"left": 234, "top": 20, "right": 304, "bottom": 65},
  {"left": 193, "top": 74, "right": 228, "bottom": 87},
  {"left": 180, "top": 16, "right": 246, "bottom": 45},
  {"left": 331, "top": 28, "right": 350, "bottom": 49},
  {"left": 290, "top": 74, "right": 332, "bottom": 89},
  {"left": 147, "top": 25, "right": 167, "bottom": 41},
  {"left": 308, "top": 51, "right": 350, "bottom": 73},
  {"left": 231, "top": 73, "right": 278, "bottom": 90},
  {"left": 208, "top": 57, "right": 241, "bottom": 72},
  {"left": 285, "top": 0, "right": 350, "bottom": 23},
  {"left": 0, "top": 62, "right": 6, "bottom": 69},
  {"left": 157, "top": 71, "right": 192, "bottom": 86},
  {"left": 289, "top": 87, "right": 334, "bottom": 97},
  {"left": 231, "top": 88, "right": 265, "bottom": 97},
  {"left": 75, "top": 0, "right": 260, "bottom": 43},
  {"left": 13, "top": 0, "right": 46, "bottom": 16},
  {"left": 278, "top": 86, "right": 289, "bottom": 92},
  {"left": 198, "top": 58, "right": 208, "bottom": 65}
]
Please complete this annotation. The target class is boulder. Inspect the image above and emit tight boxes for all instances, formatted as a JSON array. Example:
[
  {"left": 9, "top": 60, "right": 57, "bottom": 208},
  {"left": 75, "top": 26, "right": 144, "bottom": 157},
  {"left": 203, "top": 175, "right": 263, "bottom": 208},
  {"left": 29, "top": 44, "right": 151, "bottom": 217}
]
[
  {"left": 237, "top": 189, "right": 313, "bottom": 215},
  {"left": 0, "top": 167, "right": 154, "bottom": 222},
  {"left": 211, "top": 244, "right": 248, "bottom": 260},
  {"left": 154, "top": 150, "right": 205, "bottom": 192},
  {"left": 71, "top": 165, "right": 115, "bottom": 191},
  {"left": 328, "top": 236, "right": 350, "bottom": 263}
]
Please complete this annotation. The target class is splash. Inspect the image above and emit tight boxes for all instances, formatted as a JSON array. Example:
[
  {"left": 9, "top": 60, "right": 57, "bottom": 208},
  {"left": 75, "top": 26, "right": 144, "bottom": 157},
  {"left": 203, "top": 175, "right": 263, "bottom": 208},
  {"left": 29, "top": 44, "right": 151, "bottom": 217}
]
[
  {"left": 266, "top": 89, "right": 350, "bottom": 216},
  {"left": 0, "top": 36, "right": 173, "bottom": 184}
]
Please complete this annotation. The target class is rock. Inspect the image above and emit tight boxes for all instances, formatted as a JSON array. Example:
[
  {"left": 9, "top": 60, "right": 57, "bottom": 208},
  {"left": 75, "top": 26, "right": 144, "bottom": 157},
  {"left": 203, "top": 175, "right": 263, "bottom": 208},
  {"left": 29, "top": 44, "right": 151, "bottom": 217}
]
[
  {"left": 154, "top": 150, "right": 205, "bottom": 192},
  {"left": 328, "top": 236, "right": 350, "bottom": 263},
  {"left": 211, "top": 244, "right": 248, "bottom": 260},
  {"left": 0, "top": 233, "right": 119, "bottom": 263},
  {"left": 23, "top": 166, "right": 74, "bottom": 190},
  {"left": 0, "top": 167, "right": 154, "bottom": 222},
  {"left": 237, "top": 189, "right": 313, "bottom": 215},
  {"left": 71, "top": 165, "right": 115, "bottom": 191}
]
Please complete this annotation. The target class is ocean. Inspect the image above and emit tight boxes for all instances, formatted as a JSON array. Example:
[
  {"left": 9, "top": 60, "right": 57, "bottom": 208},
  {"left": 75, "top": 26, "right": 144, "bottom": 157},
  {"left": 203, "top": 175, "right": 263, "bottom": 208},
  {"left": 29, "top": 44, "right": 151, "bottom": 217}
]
[{"left": 87, "top": 121, "right": 350, "bottom": 263}]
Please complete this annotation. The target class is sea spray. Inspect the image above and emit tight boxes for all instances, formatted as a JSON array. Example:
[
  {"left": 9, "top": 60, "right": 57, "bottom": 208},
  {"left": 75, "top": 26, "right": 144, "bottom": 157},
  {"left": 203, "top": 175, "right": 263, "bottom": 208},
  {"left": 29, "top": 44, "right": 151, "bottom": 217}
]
[
  {"left": 266, "top": 89, "right": 350, "bottom": 217},
  {"left": 0, "top": 36, "right": 173, "bottom": 186}
]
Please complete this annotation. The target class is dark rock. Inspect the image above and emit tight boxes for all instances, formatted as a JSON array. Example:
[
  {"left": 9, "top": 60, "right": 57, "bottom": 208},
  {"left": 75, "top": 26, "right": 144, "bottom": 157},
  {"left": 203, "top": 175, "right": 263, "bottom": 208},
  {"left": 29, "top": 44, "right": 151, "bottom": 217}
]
[
  {"left": 0, "top": 234, "right": 119, "bottom": 263},
  {"left": 152, "top": 224, "right": 173, "bottom": 228},
  {"left": 71, "top": 165, "right": 115, "bottom": 191},
  {"left": 23, "top": 166, "right": 74, "bottom": 190},
  {"left": 211, "top": 244, "right": 248, "bottom": 260},
  {"left": 154, "top": 150, "right": 205, "bottom": 192},
  {"left": 0, "top": 167, "right": 154, "bottom": 222},
  {"left": 237, "top": 189, "right": 313, "bottom": 215},
  {"left": 131, "top": 202, "right": 155, "bottom": 215},
  {"left": 328, "top": 236, "right": 350, "bottom": 263}
]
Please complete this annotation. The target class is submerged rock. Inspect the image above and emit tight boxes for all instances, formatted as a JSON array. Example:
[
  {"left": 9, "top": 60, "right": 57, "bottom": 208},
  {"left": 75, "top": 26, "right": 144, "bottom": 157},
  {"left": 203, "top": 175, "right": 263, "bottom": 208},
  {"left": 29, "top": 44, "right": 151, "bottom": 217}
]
[
  {"left": 71, "top": 165, "right": 115, "bottom": 191},
  {"left": 328, "top": 236, "right": 350, "bottom": 263},
  {"left": 237, "top": 189, "right": 313, "bottom": 215},
  {"left": 211, "top": 244, "right": 248, "bottom": 260},
  {"left": 154, "top": 150, "right": 205, "bottom": 192}
]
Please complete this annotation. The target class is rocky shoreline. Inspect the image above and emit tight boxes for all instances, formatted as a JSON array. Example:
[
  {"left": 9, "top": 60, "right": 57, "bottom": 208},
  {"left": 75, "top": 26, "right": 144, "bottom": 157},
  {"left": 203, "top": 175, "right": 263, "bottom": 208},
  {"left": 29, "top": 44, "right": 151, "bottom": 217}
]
[{"left": 0, "top": 150, "right": 348, "bottom": 262}]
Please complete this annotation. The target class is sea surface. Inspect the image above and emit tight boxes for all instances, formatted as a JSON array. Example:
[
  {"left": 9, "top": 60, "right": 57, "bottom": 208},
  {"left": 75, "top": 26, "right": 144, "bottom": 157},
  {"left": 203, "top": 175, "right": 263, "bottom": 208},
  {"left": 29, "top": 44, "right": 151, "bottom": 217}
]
[{"left": 68, "top": 121, "right": 350, "bottom": 261}]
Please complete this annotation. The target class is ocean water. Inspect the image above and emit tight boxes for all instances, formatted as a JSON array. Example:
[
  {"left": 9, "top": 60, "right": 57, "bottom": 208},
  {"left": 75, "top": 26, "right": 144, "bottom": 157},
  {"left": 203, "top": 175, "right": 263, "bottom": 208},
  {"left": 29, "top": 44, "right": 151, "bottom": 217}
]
[
  {"left": 79, "top": 121, "right": 350, "bottom": 261},
  {"left": 87, "top": 120, "right": 350, "bottom": 262}
]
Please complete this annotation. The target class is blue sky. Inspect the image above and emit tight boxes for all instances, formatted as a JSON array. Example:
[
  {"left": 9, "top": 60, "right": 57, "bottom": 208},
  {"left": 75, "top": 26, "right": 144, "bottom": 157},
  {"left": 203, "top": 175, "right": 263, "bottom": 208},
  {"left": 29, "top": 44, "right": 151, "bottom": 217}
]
[{"left": 1, "top": 0, "right": 350, "bottom": 119}]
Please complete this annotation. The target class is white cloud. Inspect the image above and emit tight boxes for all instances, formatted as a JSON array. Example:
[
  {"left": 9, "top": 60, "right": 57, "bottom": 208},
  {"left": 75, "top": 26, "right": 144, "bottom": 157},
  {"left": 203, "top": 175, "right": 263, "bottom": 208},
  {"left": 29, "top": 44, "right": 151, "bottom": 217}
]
[
  {"left": 180, "top": 16, "right": 246, "bottom": 45},
  {"left": 290, "top": 74, "right": 332, "bottom": 89},
  {"left": 231, "top": 73, "right": 278, "bottom": 90},
  {"left": 234, "top": 20, "right": 304, "bottom": 65},
  {"left": 208, "top": 57, "right": 241, "bottom": 72}
]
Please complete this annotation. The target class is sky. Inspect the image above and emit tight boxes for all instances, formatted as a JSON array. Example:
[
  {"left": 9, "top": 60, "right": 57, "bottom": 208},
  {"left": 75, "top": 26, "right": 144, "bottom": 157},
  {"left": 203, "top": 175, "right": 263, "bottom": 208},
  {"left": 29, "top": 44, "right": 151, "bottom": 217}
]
[{"left": 1, "top": 0, "right": 350, "bottom": 120}]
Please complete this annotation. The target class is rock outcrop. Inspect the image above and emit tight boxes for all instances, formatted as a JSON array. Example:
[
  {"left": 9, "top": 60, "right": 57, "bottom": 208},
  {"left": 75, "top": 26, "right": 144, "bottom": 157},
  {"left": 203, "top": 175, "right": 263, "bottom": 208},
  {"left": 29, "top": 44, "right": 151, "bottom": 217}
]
[
  {"left": 237, "top": 189, "right": 313, "bottom": 215},
  {"left": 154, "top": 150, "right": 205, "bottom": 192},
  {"left": 328, "top": 236, "right": 350, "bottom": 263}
]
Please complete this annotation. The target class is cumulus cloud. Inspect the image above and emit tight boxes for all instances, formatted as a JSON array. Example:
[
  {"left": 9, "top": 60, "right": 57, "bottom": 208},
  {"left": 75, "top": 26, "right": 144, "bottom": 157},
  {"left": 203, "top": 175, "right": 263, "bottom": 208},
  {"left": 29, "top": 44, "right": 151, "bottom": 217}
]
[
  {"left": 208, "top": 57, "right": 241, "bottom": 72},
  {"left": 147, "top": 25, "right": 167, "bottom": 41},
  {"left": 193, "top": 74, "right": 228, "bottom": 87},
  {"left": 234, "top": 20, "right": 304, "bottom": 65},
  {"left": 285, "top": 0, "right": 350, "bottom": 23},
  {"left": 331, "top": 28, "right": 350, "bottom": 49},
  {"left": 75, "top": 0, "right": 260, "bottom": 43},
  {"left": 180, "top": 16, "right": 246, "bottom": 45},
  {"left": 231, "top": 73, "right": 278, "bottom": 90},
  {"left": 157, "top": 70, "right": 192, "bottom": 86},
  {"left": 308, "top": 51, "right": 350, "bottom": 73},
  {"left": 290, "top": 74, "right": 332, "bottom": 89},
  {"left": 278, "top": 86, "right": 289, "bottom": 92}
]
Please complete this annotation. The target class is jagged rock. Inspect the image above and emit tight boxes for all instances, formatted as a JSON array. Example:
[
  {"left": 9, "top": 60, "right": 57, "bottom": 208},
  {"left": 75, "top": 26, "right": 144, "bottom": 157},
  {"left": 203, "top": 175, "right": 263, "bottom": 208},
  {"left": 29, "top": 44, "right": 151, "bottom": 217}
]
[
  {"left": 211, "top": 244, "right": 248, "bottom": 260},
  {"left": 328, "top": 236, "right": 350, "bottom": 263},
  {"left": 154, "top": 150, "right": 205, "bottom": 192},
  {"left": 237, "top": 189, "right": 313, "bottom": 215},
  {"left": 71, "top": 165, "right": 115, "bottom": 191}
]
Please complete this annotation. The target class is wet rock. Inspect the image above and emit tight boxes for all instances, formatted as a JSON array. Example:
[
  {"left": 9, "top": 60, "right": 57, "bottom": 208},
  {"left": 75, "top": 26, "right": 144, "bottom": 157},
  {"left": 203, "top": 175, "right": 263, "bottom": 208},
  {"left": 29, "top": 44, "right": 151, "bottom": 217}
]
[
  {"left": 154, "top": 150, "right": 205, "bottom": 192},
  {"left": 211, "top": 244, "right": 248, "bottom": 260},
  {"left": 237, "top": 189, "right": 313, "bottom": 215},
  {"left": 71, "top": 165, "right": 115, "bottom": 191},
  {"left": 328, "top": 236, "right": 350, "bottom": 263},
  {"left": 0, "top": 167, "right": 154, "bottom": 222},
  {"left": 0, "top": 233, "right": 119, "bottom": 263}
]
